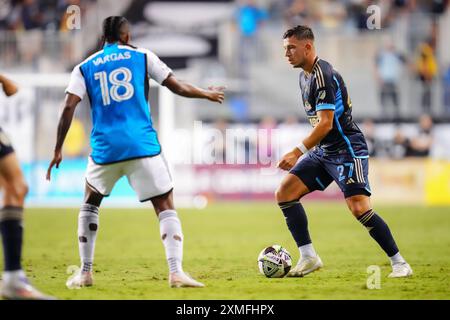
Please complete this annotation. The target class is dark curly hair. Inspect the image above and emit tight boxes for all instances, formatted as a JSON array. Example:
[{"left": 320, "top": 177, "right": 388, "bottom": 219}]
[{"left": 101, "top": 16, "right": 129, "bottom": 47}]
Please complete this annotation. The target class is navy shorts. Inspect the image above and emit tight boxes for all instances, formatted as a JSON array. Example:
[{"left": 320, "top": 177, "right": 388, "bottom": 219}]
[
  {"left": 0, "top": 127, "right": 15, "bottom": 159},
  {"left": 290, "top": 149, "right": 371, "bottom": 198}
]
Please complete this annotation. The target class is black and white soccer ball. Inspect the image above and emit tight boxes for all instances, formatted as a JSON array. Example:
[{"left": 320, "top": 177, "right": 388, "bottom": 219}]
[{"left": 257, "top": 245, "right": 292, "bottom": 278}]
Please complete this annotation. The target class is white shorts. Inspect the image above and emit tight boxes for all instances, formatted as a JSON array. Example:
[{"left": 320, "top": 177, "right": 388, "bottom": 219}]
[{"left": 85, "top": 154, "right": 173, "bottom": 202}]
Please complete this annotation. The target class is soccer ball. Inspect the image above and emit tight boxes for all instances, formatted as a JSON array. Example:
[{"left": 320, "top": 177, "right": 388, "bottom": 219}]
[{"left": 257, "top": 245, "right": 292, "bottom": 278}]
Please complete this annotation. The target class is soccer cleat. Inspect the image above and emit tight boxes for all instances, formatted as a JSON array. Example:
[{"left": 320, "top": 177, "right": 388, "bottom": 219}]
[
  {"left": 388, "top": 262, "right": 413, "bottom": 278},
  {"left": 287, "top": 255, "right": 323, "bottom": 277},
  {"left": 1, "top": 277, "right": 55, "bottom": 300},
  {"left": 66, "top": 270, "right": 94, "bottom": 289},
  {"left": 169, "top": 272, "right": 205, "bottom": 288}
]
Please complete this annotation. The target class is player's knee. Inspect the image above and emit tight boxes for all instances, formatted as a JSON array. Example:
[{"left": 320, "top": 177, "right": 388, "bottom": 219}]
[
  {"left": 348, "top": 201, "right": 365, "bottom": 217},
  {"left": 275, "top": 187, "right": 285, "bottom": 203},
  {"left": 275, "top": 186, "right": 296, "bottom": 203},
  {"left": 5, "top": 180, "right": 28, "bottom": 202},
  {"left": 16, "top": 181, "right": 28, "bottom": 202},
  {"left": 21, "top": 182, "right": 29, "bottom": 198}
]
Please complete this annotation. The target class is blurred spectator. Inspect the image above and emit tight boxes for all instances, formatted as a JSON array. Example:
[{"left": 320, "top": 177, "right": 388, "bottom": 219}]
[
  {"left": 235, "top": 0, "right": 269, "bottom": 70},
  {"left": 234, "top": 0, "right": 269, "bottom": 120},
  {"left": 236, "top": 0, "right": 268, "bottom": 38},
  {"left": 430, "top": 0, "right": 449, "bottom": 16},
  {"left": 9, "top": 0, "right": 45, "bottom": 68},
  {"left": 444, "top": 65, "right": 450, "bottom": 115},
  {"left": 375, "top": 39, "right": 406, "bottom": 120},
  {"left": 284, "top": 0, "right": 316, "bottom": 27},
  {"left": 389, "top": 127, "right": 409, "bottom": 159},
  {"left": 0, "top": 0, "right": 13, "bottom": 29},
  {"left": 406, "top": 114, "right": 434, "bottom": 157},
  {"left": 8, "top": 0, "right": 45, "bottom": 30},
  {"left": 414, "top": 41, "right": 438, "bottom": 114},
  {"left": 362, "top": 118, "right": 377, "bottom": 157},
  {"left": 318, "top": 0, "right": 346, "bottom": 29},
  {"left": 346, "top": 0, "right": 373, "bottom": 31}
]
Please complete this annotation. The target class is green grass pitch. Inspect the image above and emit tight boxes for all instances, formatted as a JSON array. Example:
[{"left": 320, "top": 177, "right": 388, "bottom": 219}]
[{"left": 3, "top": 202, "right": 449, "bottom": 300}]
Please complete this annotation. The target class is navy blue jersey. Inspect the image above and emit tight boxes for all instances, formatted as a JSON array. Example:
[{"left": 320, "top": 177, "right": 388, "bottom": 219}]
[{"left": 299, "top": 57, "right": 368, "bottom": 158}]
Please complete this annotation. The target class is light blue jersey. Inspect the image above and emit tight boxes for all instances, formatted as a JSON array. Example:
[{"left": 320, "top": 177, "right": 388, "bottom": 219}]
[{"left": 66, "top": 43, "right": 172, "bottom": 164}]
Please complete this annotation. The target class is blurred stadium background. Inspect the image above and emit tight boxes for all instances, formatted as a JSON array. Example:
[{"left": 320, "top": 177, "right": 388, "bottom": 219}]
[
  {"left": 1, "top": 0, "right": 450, "bottom": 300},
  {"left": 1, "top": 0, "right": 450, "bottom": 208}
]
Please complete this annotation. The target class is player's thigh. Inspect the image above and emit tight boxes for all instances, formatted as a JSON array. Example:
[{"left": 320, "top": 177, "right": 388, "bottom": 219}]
[
  {"left": 277, "top": 153, "right": 333, "bottom": 202},
  {"left": 289, "top": 154, "right": 333, "bottom": 194},
  {"left": 276, "top": 174, "right": 309, "bottom": 203},
  {"left": 0, "top": 152, "right": 28, "bottom": 197},
  {"left": 85, "top": 157, "right": 123, "bottom": 197},
  {"left": 124, "top": 154, "right": 174, "bottom": 203}
]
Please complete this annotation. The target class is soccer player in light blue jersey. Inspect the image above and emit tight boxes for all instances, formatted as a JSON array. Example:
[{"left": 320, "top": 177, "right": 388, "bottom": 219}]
[{"left": 46, "top": 16, "right": 224, "bottom": 288}]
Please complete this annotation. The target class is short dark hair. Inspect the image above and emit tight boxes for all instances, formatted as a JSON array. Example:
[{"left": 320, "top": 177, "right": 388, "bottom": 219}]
[
  {"left": 283, "top": 25, "right": 314, "bottom": 41},
  {"left": 101, "top": 16, "right": 129, "bottom": 45}
]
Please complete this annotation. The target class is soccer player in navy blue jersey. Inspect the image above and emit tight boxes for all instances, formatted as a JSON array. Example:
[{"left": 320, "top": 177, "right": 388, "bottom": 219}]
[
  {"left": 276, "top": 25, "right": 412, "bottom": 278},
  {"left": 46, "top": 16, "right": 224, "bottom": 288}
]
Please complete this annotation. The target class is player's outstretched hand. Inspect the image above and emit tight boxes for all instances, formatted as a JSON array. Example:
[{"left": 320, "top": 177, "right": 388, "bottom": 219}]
[
  {"left": 46, "top": 150, "right": 63, "bottom": 181},
  {"left": 206, "top": 86, "right": 225, "bottom": 104},
  {"left": 277, "top": 149, "right": 301, "bottom": 171}
]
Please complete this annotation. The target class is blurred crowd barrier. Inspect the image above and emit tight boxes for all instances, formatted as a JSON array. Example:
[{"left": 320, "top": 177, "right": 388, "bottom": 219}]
[{"left": 17, "top": 158, "right": 450, "bottom": 207}]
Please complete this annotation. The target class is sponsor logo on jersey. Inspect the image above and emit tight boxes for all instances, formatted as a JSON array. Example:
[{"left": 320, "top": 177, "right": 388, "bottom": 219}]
[{"left": 304, "top": 101, "right": 312, "bottom": 111}]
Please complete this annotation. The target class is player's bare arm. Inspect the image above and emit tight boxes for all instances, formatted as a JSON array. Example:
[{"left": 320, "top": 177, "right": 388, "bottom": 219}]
[
  {"left": 0, "top": 74, "right": 19, "bottom": 96},
  {"left": 46, "top": 93, "right": 81, "bottom": 180},
  {"left": 162, "top": 75, "right": 225, "bottom": 103},
  {"left": 277, "top": 109, "right": 334, "bottom": 171}
]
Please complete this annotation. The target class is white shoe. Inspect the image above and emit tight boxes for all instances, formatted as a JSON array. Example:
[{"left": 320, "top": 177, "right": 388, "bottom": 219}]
[
  {"left": 287, "top": 255, "right": 323, "bottom": 277},
  {"left": 66, "top": 270, "right": 94, "bottom": 289},
  {"left": 1, "top": 277, "right": 55, "bottom": 300},
  {"left": 169, "top": 272, "right": 204, "bottom": 288},
  {"left": 388, "top": 262, "right": 413, "bottom": 278}
]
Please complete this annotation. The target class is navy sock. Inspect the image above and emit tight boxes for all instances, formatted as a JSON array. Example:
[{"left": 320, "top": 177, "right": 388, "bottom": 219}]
[
  {"left": 358, "top": 209, "right": 399, "bottom": 257},
  {"left": 0, "top": 207, "right": 23, "bottom": 271},
  {"left": 279, "top": 201, "right": 311, "bottom": 247}
]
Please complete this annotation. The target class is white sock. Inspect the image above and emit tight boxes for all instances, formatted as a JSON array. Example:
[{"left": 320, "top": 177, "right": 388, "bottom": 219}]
[
  {"left": 78, "top": 204, "right": 99, "bottom": 273},
  {"left": 299, "top": 243, "right": 317, "bottom": 259},
  {"left": 159, "top": 210, "right": 183, "bottom": 274},
  {"left": 389, "top": 252, "right": 406, "bottom": 265},
  {"left": 2, "top": 269, "right": 26, "bottom": 285}
]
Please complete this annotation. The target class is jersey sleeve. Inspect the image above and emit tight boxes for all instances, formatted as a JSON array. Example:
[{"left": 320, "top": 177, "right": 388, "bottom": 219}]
[
  {"left": 65, "top": 64, "right": 86, "bottom": 99},
  {"left": 314, "top": 63, "right": 336, "bottom": 111},
  {"left": 144, "top": 49, "right": 173, "bottom": 84}
]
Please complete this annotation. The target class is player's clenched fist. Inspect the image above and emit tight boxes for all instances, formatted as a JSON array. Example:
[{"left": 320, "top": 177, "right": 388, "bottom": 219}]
[{"left": 277, "top": 148, "right": 302, "bottom": 171}]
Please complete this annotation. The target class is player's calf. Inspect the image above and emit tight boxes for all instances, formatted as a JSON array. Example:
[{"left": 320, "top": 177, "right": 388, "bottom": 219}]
[
  {"left": 78, "top": 203, "right": 99, "bottom": 275},
  {"left": 356, "top": 208, "right": 412, "bottom": 277}
]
